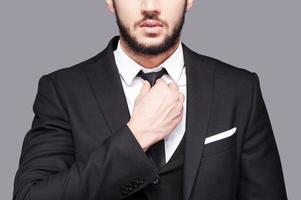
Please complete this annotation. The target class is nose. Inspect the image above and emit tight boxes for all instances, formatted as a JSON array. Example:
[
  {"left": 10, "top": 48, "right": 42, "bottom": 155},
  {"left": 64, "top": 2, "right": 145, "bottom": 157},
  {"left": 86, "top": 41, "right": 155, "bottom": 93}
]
[{"left": 141, "top": 0, "right": 161, "bottom": 16}]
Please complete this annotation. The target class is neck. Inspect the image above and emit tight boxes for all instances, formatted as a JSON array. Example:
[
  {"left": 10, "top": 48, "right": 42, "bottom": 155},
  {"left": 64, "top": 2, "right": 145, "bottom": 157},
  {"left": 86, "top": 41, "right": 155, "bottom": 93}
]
[{"left": 119, "top": 37, "right": 180, "bottom": 69}]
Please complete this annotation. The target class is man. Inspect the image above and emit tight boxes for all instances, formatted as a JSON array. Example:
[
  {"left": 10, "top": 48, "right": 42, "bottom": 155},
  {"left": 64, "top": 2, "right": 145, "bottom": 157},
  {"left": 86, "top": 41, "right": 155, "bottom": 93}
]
[{"left": 13, "top": 0, "right": 287, "bottom": 199}]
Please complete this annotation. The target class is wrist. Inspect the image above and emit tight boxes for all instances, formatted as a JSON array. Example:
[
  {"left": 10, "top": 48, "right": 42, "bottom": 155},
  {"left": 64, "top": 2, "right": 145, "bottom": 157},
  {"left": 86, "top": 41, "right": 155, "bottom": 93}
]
[{"left": 127, "top": 121, "right": 151, "bottom": 152}]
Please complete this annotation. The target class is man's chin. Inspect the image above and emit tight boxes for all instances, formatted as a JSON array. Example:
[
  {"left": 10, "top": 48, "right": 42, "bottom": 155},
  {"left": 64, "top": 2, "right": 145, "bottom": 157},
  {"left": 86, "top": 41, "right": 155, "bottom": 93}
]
[
  {"left": 137, "top": 42, "right": 165, "bottom": 50},
  {"left": 121, "top": 32, "right": 179, "bottom": 55},
  {"left": 132, "top": 43, "right": 169, "bottom": 55},
  {"left": 136, "top": 36, "right": 165, "bottom": 46}
]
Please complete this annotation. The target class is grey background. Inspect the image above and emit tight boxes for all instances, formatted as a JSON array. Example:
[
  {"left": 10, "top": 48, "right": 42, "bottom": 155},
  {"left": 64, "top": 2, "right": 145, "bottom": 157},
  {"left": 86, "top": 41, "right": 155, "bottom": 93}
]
[{"left": 1, "top": 0, "right": 300, "bottom": 199}]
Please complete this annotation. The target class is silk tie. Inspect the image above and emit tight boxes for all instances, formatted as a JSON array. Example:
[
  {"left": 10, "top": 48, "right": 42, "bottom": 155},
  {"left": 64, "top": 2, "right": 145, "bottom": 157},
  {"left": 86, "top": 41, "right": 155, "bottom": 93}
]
[{"left": 136, "top": 68, "right": 168, "bottom": 169}]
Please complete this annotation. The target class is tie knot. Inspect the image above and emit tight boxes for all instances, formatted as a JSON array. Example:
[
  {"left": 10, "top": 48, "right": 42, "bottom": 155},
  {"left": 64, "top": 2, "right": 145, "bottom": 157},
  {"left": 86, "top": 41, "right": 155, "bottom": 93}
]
[{"left": 136, "top": 68, "right": 168, "bottom": 87}]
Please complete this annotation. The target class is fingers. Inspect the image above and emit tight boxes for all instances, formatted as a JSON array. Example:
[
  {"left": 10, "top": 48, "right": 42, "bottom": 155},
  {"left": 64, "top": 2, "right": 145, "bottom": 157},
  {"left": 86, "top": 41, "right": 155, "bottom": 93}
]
[
  {"left": 167, "top": 81, "right": 180, "bottom": 101},
  {"left": 156, "top": 79, "right": 182, "bottom": 101},
  {"left": 156, "top": 78, "right": 178, "bottom": 91},
  {"left": 177, "top": 92, "right": 185, "bottom": 114},
  {"left": 155, "top": 78, "right": 167, "bottom": 85},
  {"left": 168, "top": 82, "right": 179, "bottom": 91},
  {"left": 178, "top": 92, "right": 185, "bottom": 103},
  {"left": 155, "top": 79, "right": 183, "bottom": 102}
]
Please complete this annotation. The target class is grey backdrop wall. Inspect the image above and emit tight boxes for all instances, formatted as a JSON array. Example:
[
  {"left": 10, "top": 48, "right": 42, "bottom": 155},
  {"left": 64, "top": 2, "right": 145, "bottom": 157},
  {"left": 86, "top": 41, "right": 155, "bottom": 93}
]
[{"left": 1, "top": 0, "right": 300, "bottom": 199}]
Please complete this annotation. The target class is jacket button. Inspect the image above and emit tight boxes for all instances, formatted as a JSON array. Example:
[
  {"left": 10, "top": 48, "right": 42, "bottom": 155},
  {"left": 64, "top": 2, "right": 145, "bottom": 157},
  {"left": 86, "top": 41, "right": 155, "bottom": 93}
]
[
  {"left": 137, "top": 178, "right": 144, "bottom": 184},
  {"left": 152, "top": 177, "right": 160, "bottom": 185},
  {"left": 132, "top": 183, "right": 138, "bottom": 188},
  {"left": 125, "top": 184, "right": 134, "bottom": 191},
  {"left": 130, "top": 181, "right": 139, "bottom": 188},
  {"left": 120, "top": 188, "right": 129, "bottom": 195}
]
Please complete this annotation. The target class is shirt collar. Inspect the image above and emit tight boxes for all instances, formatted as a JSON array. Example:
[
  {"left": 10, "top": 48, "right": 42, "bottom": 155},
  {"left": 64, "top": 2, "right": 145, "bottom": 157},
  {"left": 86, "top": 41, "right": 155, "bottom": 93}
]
[{"left": 113, "top": 38, "right": 184, "bottom": 86}]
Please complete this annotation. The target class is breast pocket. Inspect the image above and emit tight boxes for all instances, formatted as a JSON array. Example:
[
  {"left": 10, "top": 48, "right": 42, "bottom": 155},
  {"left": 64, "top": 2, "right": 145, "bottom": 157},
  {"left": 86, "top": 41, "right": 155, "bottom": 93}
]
[{"left": 202, "top": 127, "right": 237, "bottom": 158}]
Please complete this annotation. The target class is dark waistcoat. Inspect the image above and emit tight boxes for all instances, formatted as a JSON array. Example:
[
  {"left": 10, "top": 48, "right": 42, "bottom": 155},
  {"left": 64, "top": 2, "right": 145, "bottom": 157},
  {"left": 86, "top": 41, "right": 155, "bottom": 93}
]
[{"left": 126, "top": 133, "right": 186, "bottom": 200}]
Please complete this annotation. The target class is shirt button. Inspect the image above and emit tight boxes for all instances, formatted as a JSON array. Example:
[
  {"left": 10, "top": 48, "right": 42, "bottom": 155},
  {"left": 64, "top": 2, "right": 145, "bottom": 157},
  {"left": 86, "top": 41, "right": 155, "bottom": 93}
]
[{"left": 152, "top": 177, "right": 160, "bottom": 185}]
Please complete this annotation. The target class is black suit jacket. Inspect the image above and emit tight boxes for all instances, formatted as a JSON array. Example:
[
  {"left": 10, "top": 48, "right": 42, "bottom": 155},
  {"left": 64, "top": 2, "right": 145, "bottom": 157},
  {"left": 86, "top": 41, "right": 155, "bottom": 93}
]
[{"left": 13, "top": 36, "right": 287, "bottom": 200}]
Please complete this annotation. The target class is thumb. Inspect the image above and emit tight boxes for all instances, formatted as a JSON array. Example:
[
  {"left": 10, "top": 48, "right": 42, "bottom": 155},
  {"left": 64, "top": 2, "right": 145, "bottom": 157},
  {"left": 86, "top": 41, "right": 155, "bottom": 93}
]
[
  {"left": 135, "top": 81, "right": 150, "bottom": 103},
  {"left": 140, "top": 80, "right": 151, "bottom": 96}
]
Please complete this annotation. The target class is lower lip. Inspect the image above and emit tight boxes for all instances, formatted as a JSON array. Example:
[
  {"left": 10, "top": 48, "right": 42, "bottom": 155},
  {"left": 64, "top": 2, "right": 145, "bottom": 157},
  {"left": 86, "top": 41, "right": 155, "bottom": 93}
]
[{"left": 141, "top": 26, "right": 163, "bottom": 34}]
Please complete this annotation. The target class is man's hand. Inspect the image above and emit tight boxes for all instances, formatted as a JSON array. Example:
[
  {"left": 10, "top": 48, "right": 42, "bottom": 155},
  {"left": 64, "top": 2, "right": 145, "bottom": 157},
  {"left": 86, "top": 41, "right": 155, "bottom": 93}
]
[{"left": 127, "top": 78, "right": 185, "bottom": 152}]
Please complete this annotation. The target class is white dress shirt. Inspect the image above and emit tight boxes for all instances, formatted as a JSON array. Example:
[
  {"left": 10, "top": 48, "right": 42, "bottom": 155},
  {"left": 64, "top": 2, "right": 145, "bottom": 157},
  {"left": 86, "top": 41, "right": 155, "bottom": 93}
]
[{"left": 113, "top": 39, "right": 187, "bottom": 163}]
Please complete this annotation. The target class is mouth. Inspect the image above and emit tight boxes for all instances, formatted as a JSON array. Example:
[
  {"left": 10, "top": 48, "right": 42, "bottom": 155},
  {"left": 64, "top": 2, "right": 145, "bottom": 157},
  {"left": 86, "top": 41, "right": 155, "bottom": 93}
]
[
  {"left": 140, "top": 20, "right": 163, "bottom": 27},
  {"left": 140, "top": 20, "right": 163, "bottom": 35}
]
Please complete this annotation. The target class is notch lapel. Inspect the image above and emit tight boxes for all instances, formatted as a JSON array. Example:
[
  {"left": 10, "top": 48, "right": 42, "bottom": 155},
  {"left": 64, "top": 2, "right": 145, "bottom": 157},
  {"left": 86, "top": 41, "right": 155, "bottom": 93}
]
[
  {"left": 84, "top": 36, "right": 215, "bottom": 200},
  {"left": 182, "top": 43, "right": 215, "bottom": 200},
  {"left": 84, "top": 36, "right": 131, "bottom": 137}
]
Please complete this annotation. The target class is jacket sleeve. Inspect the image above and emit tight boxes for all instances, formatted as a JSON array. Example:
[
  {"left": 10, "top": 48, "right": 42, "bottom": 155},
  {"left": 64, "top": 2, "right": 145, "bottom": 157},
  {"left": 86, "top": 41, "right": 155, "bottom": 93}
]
[
  {"left": 13, "top": 75, "right": 159, "bottom": 200},
  {"left": 237, "top": 72, "right": 288, "bottom": 199}
]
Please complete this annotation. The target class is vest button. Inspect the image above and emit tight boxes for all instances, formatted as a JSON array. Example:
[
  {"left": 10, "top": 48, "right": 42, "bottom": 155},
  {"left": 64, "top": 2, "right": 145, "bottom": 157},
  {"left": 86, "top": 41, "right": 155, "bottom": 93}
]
[{"left": 152, "top": 177, "right": 160, "bottom": 185}]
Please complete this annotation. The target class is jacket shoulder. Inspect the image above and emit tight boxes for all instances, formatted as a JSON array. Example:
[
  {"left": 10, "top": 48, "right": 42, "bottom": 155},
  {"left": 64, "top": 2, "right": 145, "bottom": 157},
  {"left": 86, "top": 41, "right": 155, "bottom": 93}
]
[
  {"left": 191, "top": 52, "right": 258, "bottom": 98},
  {"left": 44, "top": 49, "right": 106, "bottom": 81},
  {"left": 201, "top": 54, "right": 256, "bottom": 81},
  {"left": 183, "top": 44, "right": 256, "bottom": 83}
]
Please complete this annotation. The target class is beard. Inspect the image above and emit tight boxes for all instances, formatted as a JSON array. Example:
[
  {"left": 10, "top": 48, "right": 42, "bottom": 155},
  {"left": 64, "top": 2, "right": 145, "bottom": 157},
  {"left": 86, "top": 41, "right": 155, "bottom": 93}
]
[{"left": 113, "top": 1, "right": 187, "bottom": 56}]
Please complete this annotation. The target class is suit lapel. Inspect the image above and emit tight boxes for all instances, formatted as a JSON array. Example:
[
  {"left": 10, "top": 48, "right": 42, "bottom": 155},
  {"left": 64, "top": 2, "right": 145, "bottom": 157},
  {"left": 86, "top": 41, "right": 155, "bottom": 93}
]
[
  {"left": 84, "top": 36, "right": 131, "bottom": 136},
  {"left": 84, "top": 36, "right": 215, "bottom": 200},
  {"left": 182, "top": 43, "right": 215, "bottom": 200}
]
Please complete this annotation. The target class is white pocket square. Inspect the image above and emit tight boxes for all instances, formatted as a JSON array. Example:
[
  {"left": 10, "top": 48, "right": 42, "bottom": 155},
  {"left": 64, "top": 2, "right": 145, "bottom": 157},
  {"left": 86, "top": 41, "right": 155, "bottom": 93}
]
[{"left": 204, "top": 127, "right": 237, "bottom": 145}]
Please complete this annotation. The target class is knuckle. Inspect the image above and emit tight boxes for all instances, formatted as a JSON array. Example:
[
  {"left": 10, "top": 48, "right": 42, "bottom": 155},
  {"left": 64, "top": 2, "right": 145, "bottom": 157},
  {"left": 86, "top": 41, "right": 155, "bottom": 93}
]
[
  {"left": 177, "top": 104, "right": 183, "bottom": 112},
  {"left": 168, "top": 82, "right": 178, "bottom": 89},
  {"left": 173, "top": 91, "right": 179, "bottom": 100},
  {"left": 158, "top": 78, "right": 166, "bottom": 83},
  {"left": 179, "top": 93, "right": 184, "bottom": 102}
]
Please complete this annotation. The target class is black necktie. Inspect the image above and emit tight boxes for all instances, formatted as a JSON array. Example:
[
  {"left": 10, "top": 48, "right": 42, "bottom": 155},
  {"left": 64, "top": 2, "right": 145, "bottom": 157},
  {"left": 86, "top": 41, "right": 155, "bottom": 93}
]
[
  {"left": 136, "top": 68, "right": 168, "bottom": 169},
  {"left": 136, "top": 68, "right": 168, "bottom": 87}
]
